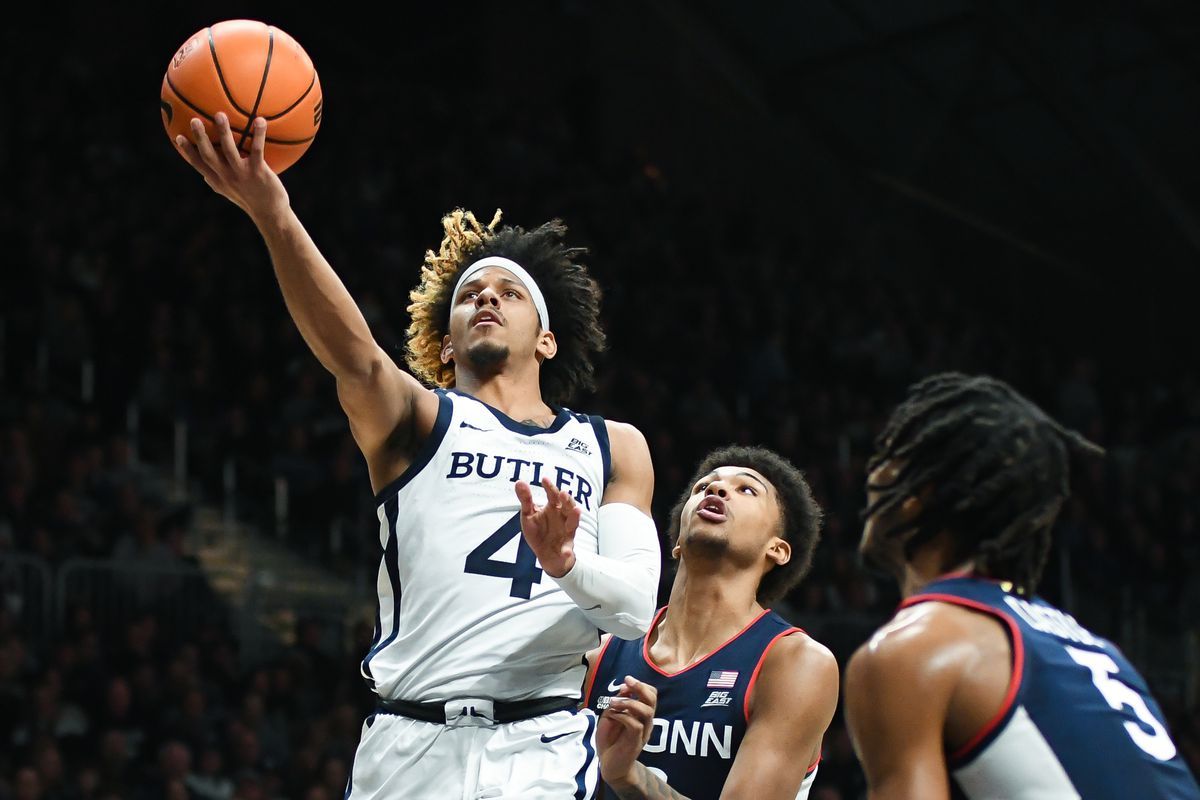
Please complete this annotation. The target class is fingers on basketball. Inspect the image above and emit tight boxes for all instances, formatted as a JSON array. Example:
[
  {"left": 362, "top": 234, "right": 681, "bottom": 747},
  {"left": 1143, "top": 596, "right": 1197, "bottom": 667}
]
[
  {"left": 250, "top": 118, "right": 268, "bottom": 161},
  {"left": 214, "top": 113, "right": 242, "bottom": 164}
]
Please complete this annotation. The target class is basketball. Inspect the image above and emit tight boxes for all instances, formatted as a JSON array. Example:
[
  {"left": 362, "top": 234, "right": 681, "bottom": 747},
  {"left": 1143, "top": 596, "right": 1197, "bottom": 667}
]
[{"left": 160, "top": 20, "right": 322, "bottom": 174}]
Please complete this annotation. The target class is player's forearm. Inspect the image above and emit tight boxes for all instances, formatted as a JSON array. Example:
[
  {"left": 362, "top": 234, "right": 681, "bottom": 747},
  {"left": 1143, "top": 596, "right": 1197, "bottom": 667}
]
[
  {"left": 609, "top": 762, "right": 690, "bottom": 800},
  {"left": 553, "top": 503, "right": 660, "bottom": 639},
  {"left": 555, "top": 550, "right": 658, "bottom": 638},
  {"left": 255, "top": 209, "right": 381, "bottom": 379}
]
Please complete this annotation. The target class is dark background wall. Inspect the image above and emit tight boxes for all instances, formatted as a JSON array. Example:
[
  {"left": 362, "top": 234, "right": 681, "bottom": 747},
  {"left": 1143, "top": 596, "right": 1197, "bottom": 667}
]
[{"left": 2, "top": 2, "right": 1199, "bottom": 797}]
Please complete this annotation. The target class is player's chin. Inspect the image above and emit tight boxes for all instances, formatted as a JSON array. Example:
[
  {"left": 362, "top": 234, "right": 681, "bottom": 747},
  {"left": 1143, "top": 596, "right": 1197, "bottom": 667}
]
[
  {"left": 464, "top": 340, "right": 510, "bottom": 369},
  {"left": 680, "top": 526, "right": 730, "bottom": 554},
  {"left": 858, "top": 536, "right": 900, "bottom": 578}
]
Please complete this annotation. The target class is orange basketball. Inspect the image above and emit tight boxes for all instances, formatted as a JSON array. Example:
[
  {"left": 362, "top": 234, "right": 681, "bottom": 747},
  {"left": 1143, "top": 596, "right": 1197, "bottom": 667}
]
[{"left": 160, "top": 20, "right": 322, "bottom": 174}]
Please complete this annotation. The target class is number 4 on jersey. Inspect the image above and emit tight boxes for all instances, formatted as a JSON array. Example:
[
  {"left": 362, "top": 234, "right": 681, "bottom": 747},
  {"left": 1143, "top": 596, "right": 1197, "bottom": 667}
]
[{"left": 464, "top": 512, "right": 544, "bottom": 599}]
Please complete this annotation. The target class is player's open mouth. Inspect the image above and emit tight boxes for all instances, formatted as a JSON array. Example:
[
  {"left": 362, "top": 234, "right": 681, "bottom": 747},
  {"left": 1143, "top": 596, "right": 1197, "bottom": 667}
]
[
  {"left": 697, "top": 496, "right": 727, "bottom": 523},
  {"left": 472, "top": 311, "right": 502, "bottom": 327}
]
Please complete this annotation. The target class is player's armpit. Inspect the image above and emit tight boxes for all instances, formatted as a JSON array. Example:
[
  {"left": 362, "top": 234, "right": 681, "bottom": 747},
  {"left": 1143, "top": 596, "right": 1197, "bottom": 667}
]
[
  {"left": 338, "top": 362, "right": 440, "bottom": 494},
  {"left": 722, "top": 633, "right": 839, "bottom": 800},
  {"left": 580, "top": 635, "right": 613, "bottom": 707},
  {"left": 844, "top": 605, "right": 964, "bottom": 800}
]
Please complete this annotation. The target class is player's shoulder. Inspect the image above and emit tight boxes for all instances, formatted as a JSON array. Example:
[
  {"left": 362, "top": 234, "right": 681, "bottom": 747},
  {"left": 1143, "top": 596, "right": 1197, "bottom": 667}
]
[
  {"left": 759, "top": 629, "right": 838, "bottom": 698},
  {"left": 765, "top": 628, "right": 836, "bottom": 675},
  {"left": 602, "top": 419, "right": 653, "bottom": 485},
  {"left": 847, "top": 601, "right": 990, "bottom": 694},
  {"left": 749, "top": 629, "right": 838, "bottom": 722},
  {"left": 602, "top": 418, "right": 648, "bottom": 451}
]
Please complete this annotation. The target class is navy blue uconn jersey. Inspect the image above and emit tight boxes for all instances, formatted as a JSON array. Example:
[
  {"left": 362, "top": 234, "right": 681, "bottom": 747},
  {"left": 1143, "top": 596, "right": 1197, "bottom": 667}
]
[
  {"left": 585, "top": 607, "right": 820, "bottom": 799},
  {"left": 904, "top": 575, "right": 1200, "bottom": 799}
]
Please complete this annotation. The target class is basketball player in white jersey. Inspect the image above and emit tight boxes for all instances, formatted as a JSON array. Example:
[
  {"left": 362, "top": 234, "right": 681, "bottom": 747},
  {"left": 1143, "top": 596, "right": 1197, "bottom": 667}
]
[
  {"left": 586, "top": 446, "right": 839, "bottom": 799},
  {"left": 174, "top": 114, "right": 661, "bottom": 798}
]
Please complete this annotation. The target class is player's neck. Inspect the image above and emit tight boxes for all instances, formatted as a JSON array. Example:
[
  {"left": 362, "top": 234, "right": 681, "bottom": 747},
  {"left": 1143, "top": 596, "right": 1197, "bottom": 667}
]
[
  {"left": 901, "top": 538, "right": 976, "bottom": 598},
  {"left": 654, "top": 563, "right": 763, "bottom": 668},
  {"left": 455, "top": 366, "right": 554, "bottom": 425}
]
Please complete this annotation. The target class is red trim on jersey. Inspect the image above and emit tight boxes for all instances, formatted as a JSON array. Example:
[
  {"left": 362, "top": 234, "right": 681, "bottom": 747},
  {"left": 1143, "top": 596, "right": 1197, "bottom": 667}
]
[
  {"left": 742, "top": 627, "right": 801, "bottom": 722},
  {"left": 805, "top": 754, "right": 821, "bottom": 775},
  {"left": 583, "top": 635, "right": 616, "bottom": 706},
  {"left": 928, "top": 568, "right": 975, "bottom": 582},
  {"left": 641, "top": 606, "right": 772, "bottom": 678},
  {"left": 898, "top": 592, "right": 1025, "bottom": 764}
]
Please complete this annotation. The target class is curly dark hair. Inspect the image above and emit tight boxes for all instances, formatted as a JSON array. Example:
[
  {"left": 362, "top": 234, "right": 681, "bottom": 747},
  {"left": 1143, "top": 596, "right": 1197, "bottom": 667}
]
[
  {"left": 864, "top": 372, "right": 1104, "bottom": 594},
  {"left": 405, "top": 209, "right": 606, "bottom": 406},
  {"left": 667, "top": 445, "right": 823, "bottom": 606}
]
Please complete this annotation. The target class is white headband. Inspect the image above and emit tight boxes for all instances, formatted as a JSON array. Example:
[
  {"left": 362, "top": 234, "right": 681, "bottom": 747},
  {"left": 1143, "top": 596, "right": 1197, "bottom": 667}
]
[{"left": 451, "top": 256, "right": 550, "bottom": 331}]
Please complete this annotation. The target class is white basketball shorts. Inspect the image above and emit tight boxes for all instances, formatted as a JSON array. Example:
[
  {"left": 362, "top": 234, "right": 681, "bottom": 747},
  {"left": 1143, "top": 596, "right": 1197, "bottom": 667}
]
[{"left": 345, "top": 704, "right": 599, "bottom": 799}]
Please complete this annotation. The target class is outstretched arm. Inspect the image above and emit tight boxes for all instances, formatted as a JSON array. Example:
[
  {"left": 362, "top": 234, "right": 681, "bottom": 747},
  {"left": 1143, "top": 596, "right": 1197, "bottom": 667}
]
[
  {"left": 175, "top": 114, "right": 433, "bottom": 487},
  {"left": 517, "top": 421, "right": 660, "bottom": 638}
]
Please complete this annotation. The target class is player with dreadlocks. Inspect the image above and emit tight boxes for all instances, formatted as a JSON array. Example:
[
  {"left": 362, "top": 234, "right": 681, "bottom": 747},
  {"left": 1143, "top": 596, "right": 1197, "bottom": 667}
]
[
  {"left": 844, "top": 372, "right": 1200, "bottom": 800},
  {"left": 174, "top": 114, "right": 660, "bottom": 798}
]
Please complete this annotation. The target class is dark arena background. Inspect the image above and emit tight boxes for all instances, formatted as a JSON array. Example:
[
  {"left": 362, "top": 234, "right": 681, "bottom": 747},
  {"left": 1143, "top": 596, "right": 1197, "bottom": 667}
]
[{"left": 3, "top": 2, "right": 1200, "bottom": 797}]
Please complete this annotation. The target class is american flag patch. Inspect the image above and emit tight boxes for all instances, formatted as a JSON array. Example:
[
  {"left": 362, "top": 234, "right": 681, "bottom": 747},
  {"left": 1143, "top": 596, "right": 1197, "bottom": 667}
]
[{"left": 707, "top": 670, "right": 739, "bottom": 688}]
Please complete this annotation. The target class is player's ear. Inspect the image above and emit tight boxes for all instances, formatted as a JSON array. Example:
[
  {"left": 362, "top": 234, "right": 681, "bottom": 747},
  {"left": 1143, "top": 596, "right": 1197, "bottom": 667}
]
[
  {"left": 440, "top": 335, "right": 454, "bottom": 365},
  {"left": 671, "top": 544, "right": 681, "bottom": 560},
  {"left": 536, "top": 330, "right": 557, "bottom": 361},
  {"left": 767, "top": 538, "right": 791, "bottom": 567},
  {"left": 897, "top": 483, "right": 932, "bottom": 524}
]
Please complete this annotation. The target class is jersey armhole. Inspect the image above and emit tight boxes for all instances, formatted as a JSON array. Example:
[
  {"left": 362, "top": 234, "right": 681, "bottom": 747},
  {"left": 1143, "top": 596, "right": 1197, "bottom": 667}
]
[
  {"left": 583, "top": 635, "right": 617, "bottom": 707},
  {"left": 372, "top": 390, "right": 454, "bottom": 504},
  {"left": 900, "top": 593, "right": 1026, "bottom": 766},
  {"left": 742, "top": 627, "right": 801, "bottom": 723},
  {"left": 588, "top": 414, "right": 612, "bottom": 488}
]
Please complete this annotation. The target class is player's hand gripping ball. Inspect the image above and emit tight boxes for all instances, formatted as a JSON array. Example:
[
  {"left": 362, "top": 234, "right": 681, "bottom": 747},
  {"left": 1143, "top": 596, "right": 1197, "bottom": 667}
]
[{"left": 160, "top": 19, "right": 322, "bottom": 174}]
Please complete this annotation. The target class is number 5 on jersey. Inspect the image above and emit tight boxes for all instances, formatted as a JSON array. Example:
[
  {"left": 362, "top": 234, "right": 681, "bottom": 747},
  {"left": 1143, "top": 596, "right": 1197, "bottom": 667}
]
[
  {"left": 1066, "top": 645, "right": 1177, "bottom": 761},
  {"left": 464, "top": 512, "right": 544, "bottom": 599}
]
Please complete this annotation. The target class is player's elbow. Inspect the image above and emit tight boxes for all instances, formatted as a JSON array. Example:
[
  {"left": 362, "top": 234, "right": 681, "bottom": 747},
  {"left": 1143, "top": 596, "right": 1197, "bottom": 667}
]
[
  {"left": 604, "top": 610, "right": 654, "bottom": 640},
  {"left": 604, "top": 589, "right": 657, "bottom": 639}
]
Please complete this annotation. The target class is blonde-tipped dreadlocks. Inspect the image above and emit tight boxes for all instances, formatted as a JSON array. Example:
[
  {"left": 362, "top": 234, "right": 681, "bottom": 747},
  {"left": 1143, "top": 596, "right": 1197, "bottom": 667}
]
[
  {"left": 406, "top": 209, "right": 503, "bottom": 389},
  {"left": 404, "top": 208, "right": 607, "bottom": 406}
]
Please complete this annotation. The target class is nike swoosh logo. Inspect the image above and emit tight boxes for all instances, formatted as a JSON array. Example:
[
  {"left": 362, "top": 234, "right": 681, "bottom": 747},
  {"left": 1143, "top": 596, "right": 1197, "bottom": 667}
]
[
  {"left": 582, "top": 604, "right": 601, "bottom": 611},
  {"left": 607, "top": 679, "right": 624, "bottom": 692},
  {"left": 460, "top": 421, "right": 490, "bottom": 431},
  {"left": 540, "top": 731, "right": 573, "bottom": 744}
]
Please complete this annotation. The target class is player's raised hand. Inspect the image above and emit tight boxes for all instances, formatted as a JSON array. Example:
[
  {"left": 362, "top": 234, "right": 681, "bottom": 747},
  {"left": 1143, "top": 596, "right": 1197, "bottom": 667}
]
[
  {"left": 174, "top": 113, "right": 290, "bottom": 225},
  {"left": 515, "top": 477, "right": 581, "bottom": 578},
  {"left": 597, "top": 676, "right": 659, "bottom": 790}
]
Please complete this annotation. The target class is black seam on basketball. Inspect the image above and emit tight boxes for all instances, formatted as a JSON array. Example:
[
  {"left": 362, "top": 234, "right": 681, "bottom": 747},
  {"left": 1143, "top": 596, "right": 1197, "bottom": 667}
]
[
  {"left": 208, "top": 27, "right": 253, "bottom": 117},
  {"left": 165, "top": 74, "right": 218, "bottom": 124},
  {"left": 238, "top": 28, "right": 274, "bottom": 150},
  {"left": 265, "top": 134, "right": 316, "bottom": 144},
  {"left": 166, "top": 76, "right": 283, "bottom": 149},
  {"left": 265, "top": 72, "right": 316, "bottom": 120}
]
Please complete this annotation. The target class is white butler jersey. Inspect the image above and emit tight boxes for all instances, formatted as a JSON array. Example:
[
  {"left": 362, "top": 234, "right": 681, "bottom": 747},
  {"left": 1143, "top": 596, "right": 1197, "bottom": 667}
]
[{"left": 361, "top": 389, "right": 611, "bottom": 703}]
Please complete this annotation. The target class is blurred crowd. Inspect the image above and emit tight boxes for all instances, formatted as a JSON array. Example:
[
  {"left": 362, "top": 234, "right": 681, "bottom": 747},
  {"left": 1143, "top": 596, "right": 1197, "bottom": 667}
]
[{"left": 3, "top": 7, "right": 1200, "bottom": 798}]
